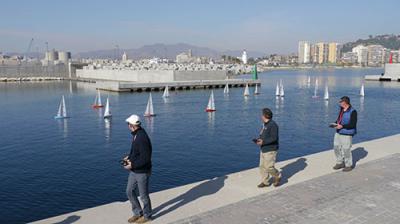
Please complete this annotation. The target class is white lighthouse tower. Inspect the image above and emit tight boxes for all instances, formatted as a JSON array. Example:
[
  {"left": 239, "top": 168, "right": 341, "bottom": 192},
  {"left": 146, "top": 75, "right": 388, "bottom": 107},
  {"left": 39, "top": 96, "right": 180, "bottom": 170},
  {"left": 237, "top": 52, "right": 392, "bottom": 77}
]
[{"left": 241, "top": 50, "right": 248, "bottom": 64}]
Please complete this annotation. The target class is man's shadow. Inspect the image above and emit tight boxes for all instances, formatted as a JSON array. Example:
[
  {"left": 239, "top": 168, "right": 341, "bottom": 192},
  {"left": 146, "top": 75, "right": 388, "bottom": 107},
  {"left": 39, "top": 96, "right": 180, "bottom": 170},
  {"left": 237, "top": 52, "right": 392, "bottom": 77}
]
[
  {"left": 352, "top": 147, "right": 368, "bottom": 168},
  {"left": 152, "top": 175, "right": 228, "bottom": 219},
  {"left": 52, "top": 215, "right": 80, "bottom": 224},
  {"left": 279, "top": 158, "right": 308, "bottom": 186}
]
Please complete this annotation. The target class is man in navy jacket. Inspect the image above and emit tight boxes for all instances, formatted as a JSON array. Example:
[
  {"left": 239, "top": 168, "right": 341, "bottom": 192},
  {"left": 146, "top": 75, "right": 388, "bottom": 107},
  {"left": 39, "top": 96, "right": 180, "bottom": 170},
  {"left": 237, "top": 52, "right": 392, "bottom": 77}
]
[
  {"left": 123, "top": 114, "right": 152, "bottom": 223},
  {"left": 333, "top": 96, "right": 357, "bottom": 172}
]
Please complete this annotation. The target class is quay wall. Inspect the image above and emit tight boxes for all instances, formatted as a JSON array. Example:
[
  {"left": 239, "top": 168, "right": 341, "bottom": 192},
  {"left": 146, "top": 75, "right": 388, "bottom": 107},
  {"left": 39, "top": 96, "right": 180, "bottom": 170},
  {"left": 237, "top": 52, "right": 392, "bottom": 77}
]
[
  {"left": 76, "top": 69, "right": 227, "bottom": 82},
  {"left": 0, "top": 64, "right": 68, "bottom": 78}
]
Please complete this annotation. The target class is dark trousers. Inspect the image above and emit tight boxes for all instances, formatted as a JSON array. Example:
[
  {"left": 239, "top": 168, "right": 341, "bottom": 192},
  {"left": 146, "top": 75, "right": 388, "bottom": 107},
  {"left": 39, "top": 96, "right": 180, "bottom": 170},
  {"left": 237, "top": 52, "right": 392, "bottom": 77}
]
[{"left": 126, "top": 171, "right": 152, "bottom": 219}]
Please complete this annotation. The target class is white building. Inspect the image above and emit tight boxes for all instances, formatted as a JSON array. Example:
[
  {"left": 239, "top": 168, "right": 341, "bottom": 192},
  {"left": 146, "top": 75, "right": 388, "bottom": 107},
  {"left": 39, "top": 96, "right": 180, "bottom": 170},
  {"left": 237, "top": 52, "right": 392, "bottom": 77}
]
[
  {"left": 122, "top": 52, "right": 128, "bottom": 61},
  {"left": 298, "top": 41, "right": 311, "bottom": 64},
  {"left": 352, "top": 45, "right": 368, "bottom": 65},
  {"left": 241, "top": 50, "right": 248, "bottom": 64}
]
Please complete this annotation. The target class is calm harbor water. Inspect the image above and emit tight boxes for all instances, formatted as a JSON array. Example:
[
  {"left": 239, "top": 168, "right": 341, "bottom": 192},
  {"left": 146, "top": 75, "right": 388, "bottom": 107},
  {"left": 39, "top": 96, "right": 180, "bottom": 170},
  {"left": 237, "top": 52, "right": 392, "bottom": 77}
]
[{"left": 1, "top": 68, "right": 399, "bottom": 223}]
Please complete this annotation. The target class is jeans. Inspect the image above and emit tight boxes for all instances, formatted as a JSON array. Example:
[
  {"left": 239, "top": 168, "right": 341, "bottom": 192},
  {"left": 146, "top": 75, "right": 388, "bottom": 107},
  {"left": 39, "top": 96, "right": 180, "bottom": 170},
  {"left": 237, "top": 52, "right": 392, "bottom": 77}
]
[
  {"left": 333, "top": 133, "right": 353, "bottom": 167},
  {"left": 126, "top": 171, "right": 152, "bottom": 219},
  {"left": 259, "top": 151, "right": 280, "bottom": 184}
]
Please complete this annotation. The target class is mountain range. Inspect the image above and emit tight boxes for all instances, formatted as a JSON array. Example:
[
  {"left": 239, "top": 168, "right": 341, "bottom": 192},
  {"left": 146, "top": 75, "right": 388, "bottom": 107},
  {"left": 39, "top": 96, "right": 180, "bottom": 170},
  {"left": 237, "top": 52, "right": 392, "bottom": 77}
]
[{"left": 73, "top": 43, "right": 265, "bottom": 60}]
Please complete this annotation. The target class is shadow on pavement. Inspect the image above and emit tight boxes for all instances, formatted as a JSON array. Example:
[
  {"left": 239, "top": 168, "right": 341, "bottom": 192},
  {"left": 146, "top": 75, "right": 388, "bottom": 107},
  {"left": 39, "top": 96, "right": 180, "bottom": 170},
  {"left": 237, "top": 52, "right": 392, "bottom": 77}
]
[
  {"left": 52, "top": 215, "right": 80, "bottom": 224},
  {"left": 352, "top": 147, "right": 368, "bottom": 168},
  {"left": 153, "top": 175, "right": 228, "bottom": 219},
  {"left": 279, "top": 158, "right": 308, "bottom": 186}
]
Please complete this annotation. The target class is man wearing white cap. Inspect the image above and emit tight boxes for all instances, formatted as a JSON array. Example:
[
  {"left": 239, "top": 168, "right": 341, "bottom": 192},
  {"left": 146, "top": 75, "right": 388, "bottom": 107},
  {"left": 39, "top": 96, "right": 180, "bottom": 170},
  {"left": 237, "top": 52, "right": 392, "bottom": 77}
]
[{"left": 123, "top": 114, "right": 153, "bottom": 223}]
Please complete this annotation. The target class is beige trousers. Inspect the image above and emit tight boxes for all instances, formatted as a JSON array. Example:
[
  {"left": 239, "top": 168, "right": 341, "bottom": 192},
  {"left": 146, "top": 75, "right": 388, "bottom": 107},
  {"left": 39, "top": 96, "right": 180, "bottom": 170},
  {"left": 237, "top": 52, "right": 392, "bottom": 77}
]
[{"left": 259, "top": 151, "right": 279, "bottom": 184}]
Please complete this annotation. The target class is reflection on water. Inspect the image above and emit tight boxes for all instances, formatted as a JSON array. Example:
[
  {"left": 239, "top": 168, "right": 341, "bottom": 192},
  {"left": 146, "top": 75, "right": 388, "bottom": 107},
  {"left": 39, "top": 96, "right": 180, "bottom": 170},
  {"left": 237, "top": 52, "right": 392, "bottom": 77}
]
[
  {"left": 144, "top": 117, "right": 154, "bottom": 134},
  {"left": 360, "top": 97, "right": 365, "bottom": 112},
  {"left": 57, "top": 119, "right": 68, "bottom": 138},
  {"left": 104, "top": 119, "right": 111, "bottom": 141}
]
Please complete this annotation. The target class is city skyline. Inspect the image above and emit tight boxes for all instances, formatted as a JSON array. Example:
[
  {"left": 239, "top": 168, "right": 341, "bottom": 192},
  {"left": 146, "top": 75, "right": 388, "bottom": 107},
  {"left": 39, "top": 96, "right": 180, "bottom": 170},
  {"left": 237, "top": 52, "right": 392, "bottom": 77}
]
[{"left": 1, "top": 0, "right": 400, "bottom": 54}]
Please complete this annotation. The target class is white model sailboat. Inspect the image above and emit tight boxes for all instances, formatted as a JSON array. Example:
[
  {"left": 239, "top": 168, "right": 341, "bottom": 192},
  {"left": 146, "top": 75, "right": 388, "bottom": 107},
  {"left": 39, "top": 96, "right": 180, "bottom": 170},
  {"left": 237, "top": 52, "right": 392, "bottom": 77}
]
[
  {"left": 162, "top": 86, "right": 170, "bottom": 98},
  {"left": 360, "top": 84, "right": 365, "bottom": 97},
  {"left": 254, "top": 84, "right": 260, "bottom": 95},
  {"left": 279, "top": 80, "right": 284, "bottom": 97},
  {"left": 54, "top": 95, "right": 69, "bottom": 119},
  {"left": 324, "top": 85, "right": 329, "bottom": 100},
  {"left": 275, "top": 82, "right": 280, "bottom": 96},
  {"left": 223, "top": 84, "right": 229, "bottom": 94},
  {"left": 92, "top": 90, "right": 103, "bottom": 108},
  {"left": 206, "top": 90, "right": 216, "bottom": 112},
  {"left": 103, "top": 97, "right": 112, "bottom": 119},
  {"left": 307, "top": 76, "right": 311, "bottom": 85},
  {"left": 312, "top": 78, "right": 319, "bottom": 98},
  {"left": 144, "top": 93, "right": 155, "bottom": 117},
  {"left": 244, "top": 84, "right": 250, "bottom": 96}
]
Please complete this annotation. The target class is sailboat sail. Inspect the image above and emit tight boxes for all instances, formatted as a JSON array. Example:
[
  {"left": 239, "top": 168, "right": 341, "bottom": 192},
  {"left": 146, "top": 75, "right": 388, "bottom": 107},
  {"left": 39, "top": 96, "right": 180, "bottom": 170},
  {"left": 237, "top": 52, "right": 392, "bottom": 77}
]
[
  {"left": 55, "top": 95, "right": 68, "bottom": 119},
  {"left": 206, "top": 91, "right": 216, "bottom": 112},
  {"left": 244, "top": 84, "right": 250, "bottom": 96},
  {"left": 307, "top": 76, "right": 311, "bottom": 84},
  {"left": 313, "top": 78, "right": 319, "bottom": 98},
  {"left": 92, "top": 90, "right": 103, "bottom": 108},
  {"left": 275, "top": 82, "right": 280, "bottom": 96},
  {"left": 104, "top": 97, "right": 111, "bottom": 118},
  {"left": 324, "top": 85, "right": 329, "bottom": 100},
  {"left": 360, "top": 84, "right": 365, "bottom": 96},
  {"left": 163, "top": 86, "right": 170, "bottom": 98},
  {"left": 144, "top": 93, "right": 155, "bottom": 117},
  {"left": 254, "top": 84, "right": 260, "bottom": 95},
  {"left": 223, "top": 84, "right": 229, "bottom": 94},
  {"left": 279, "top": 82, "right": 284, "bottom": 97}
]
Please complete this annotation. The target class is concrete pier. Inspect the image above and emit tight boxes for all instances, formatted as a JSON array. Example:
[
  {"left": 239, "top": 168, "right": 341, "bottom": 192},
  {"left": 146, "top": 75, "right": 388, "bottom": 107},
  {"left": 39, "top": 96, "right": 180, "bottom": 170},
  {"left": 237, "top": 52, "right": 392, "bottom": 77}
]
[
  {"left": 94, "top": 79, "right": 261, "bottom": 92},
  {"left": 31, "top": 134, "right": 400, "bottom": 224}
]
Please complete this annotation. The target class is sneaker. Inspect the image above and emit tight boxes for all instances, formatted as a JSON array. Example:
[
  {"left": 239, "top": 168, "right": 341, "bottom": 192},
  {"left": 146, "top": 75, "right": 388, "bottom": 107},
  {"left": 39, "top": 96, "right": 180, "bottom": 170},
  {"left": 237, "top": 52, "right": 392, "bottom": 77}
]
[
  {"left": 273, "top": 174, "right": 281, "bottom": 187},
  {"left": 257, "top": 182, "right": 271, "bottom": 188},
  {"left": 333, "top": 163, "right": 345, "bottom": 170},
  {"left": 342, "top": 167, "right": 353, "bottom": 172},
  {"left": 135, "top": 216, "right": 152, "bottom": 223},
  {"left": 128, "top": 215, "right": 142, "bottom": 223}
]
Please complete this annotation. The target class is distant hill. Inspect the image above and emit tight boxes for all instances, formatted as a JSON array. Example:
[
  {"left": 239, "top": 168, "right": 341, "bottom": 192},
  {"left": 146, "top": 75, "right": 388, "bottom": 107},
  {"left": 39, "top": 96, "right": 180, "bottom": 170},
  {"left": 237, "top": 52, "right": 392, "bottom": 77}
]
[
  {"left": 74, "top": 43, "right": 265, "bottom": 60},
  {"left": 342, "top": 34, "right": 400, "bottom": 52}
]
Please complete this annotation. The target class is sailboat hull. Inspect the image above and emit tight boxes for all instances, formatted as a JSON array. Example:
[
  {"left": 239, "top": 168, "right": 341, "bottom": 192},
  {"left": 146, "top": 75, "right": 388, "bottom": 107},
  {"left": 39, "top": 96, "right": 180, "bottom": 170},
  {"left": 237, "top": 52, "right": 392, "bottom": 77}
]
[
  {"left": 104, "top": 115, "right": 112, "bottom": 119},
  {"left": 144, "top": 114, "right": 156, "bottom": 117},
  {"left": 54, "top": 115, "right": 69, "bottom": 119},
  {"left": 205, "top": 109, "right": 216, "bottom": 112},
  {"left": 92, "top": 105, "right": 104, "bottom": 108}
]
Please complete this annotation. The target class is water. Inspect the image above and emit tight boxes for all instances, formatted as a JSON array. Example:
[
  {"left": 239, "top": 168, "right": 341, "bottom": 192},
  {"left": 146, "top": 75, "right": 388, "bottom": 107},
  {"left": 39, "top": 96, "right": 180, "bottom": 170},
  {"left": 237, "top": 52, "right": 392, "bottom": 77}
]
[{"left": 1, "top": 68, "right": 399, "bottom": 224}]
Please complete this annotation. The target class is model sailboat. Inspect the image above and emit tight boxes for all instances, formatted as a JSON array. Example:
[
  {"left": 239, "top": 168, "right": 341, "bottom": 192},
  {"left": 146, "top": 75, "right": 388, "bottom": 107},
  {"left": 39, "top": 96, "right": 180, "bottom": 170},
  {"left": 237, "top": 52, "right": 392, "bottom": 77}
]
[
  {"left": 206, "top": 90, "right": 216, "bottom": 112},
  {"left": 223, "top": 84, "right": 229, "bottom": 94},
  {"left": 360, "top": 84, "right": 365, "bottom": 97},
  {"left": 144, "top": 93, "right": 156, "bottom": 117},
  {"left": 279, "top": 80, "right": 284, "bottom": 97},
  {"left": 244, "top": 84, "right": 250, "bottom": 96},
  {"left": 254, "top": 84, "right": 260, "bottom": 95},
  {"left": 312, "top": 78, "right": 319, "bottom": 98},
  {"left": 324, "top": 85, "right": 329, "bottom": 100},
  {"left": 162, "top": 86, "right": 170, "bottom": 98},
  {"left": 54, "top": 95, "right": 69, "bottom": 119},
  {"left": 103, "top": 97, "right": 112, "bottom": 119},
  {"left": 307, "top": 76, "right": 311, "bottom": 85},
  {"left": 275, "top": 82, "right": 280, "bottom": 96},
  {"left": 92, "top": 90, "right": 103, "bottom": 108}
]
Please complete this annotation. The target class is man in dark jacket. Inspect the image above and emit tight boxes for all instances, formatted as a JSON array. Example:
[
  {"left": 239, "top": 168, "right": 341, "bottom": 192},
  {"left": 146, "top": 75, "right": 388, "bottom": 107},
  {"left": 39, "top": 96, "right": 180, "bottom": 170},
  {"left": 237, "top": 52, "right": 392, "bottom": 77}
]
[
  {"left": 123, "top": 114, "right": 152, "bottom": 223},
  {"left": 332, "top": 96, "right": 357, "bottom": 172},
  {"left": 254, "top": 108, "right": 281, "bottom": 188}
]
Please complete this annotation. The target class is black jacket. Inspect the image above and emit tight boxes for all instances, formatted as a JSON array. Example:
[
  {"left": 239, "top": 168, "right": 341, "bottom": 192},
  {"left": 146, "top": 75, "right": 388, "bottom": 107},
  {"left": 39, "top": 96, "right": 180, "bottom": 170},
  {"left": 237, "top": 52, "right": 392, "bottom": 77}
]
[
  {"left": 259, "top": 120, "right": 279, "bottom": 152},
  {"left": 128, "top": 127, "right": 152, "bottom": 173}
]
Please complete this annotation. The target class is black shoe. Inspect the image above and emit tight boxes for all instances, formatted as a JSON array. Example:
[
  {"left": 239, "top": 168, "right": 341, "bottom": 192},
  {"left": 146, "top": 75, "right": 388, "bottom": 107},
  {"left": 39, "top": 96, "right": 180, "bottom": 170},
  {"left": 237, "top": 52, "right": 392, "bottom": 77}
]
[
  {"left": 257, "top": 182, "right": 271, "bottom": 188},
  {"left": 342, "top": 167, "right": 353, "bottom": 172},
  {"left": 333, "top": 163, "right": 345, "bottom": 170}
]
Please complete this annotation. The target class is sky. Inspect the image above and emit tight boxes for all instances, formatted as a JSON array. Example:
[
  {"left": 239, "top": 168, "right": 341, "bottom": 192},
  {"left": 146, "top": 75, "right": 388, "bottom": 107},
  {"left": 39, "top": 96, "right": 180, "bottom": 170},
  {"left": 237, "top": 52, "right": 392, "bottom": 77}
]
[{"left": 1, "top": 0, "right": 400, "bottom": 54}]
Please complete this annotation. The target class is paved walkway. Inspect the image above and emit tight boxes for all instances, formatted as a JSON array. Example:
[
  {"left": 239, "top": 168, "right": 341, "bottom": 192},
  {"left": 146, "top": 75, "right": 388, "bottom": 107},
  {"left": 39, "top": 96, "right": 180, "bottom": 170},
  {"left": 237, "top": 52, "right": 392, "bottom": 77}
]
[
  {"left": 31, "top": 134, "right": 400, "bottom": 224},
  {"left": 176, "top": 153, "right": 400, "bottom": 224}
]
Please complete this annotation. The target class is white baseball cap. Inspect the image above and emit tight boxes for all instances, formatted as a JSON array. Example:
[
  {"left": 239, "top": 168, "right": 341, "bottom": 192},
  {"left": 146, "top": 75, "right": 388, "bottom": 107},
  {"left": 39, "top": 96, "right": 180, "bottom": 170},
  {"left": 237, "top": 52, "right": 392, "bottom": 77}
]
[{"left": 126, "top": 114, "right": 141, "bottom": 125}]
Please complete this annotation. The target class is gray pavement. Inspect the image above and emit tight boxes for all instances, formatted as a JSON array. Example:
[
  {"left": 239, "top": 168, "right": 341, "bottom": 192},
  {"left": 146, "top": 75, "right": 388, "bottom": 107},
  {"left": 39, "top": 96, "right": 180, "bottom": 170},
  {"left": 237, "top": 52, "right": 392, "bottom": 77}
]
[{"left": 176, "top": 154, "right": 400, "bottom": 224}]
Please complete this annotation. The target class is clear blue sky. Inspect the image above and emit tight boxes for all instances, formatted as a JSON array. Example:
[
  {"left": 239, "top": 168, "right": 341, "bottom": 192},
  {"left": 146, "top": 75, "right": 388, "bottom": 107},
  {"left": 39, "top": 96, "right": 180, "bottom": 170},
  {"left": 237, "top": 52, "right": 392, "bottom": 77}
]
[{"left": 1, "top": 0, "right": 399, "bottom": 54}]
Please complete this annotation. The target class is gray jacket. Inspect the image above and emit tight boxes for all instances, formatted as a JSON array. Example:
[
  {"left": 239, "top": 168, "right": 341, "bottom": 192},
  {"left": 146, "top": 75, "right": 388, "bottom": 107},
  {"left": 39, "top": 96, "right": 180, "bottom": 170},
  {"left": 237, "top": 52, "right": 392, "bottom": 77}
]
[{"left": 259, "top": 120, "right": 279, "bottom": 152}]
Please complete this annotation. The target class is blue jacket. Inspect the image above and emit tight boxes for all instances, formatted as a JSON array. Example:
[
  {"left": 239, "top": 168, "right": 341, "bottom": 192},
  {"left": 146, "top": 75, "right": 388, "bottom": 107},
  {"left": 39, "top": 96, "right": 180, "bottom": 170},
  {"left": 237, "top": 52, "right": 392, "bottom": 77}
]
[
  {"left": 128, "top": 127, "right": 152, "bottom": 173},
  {"left": 336, "top": 106, "right": 357, "bottom": 136}
]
